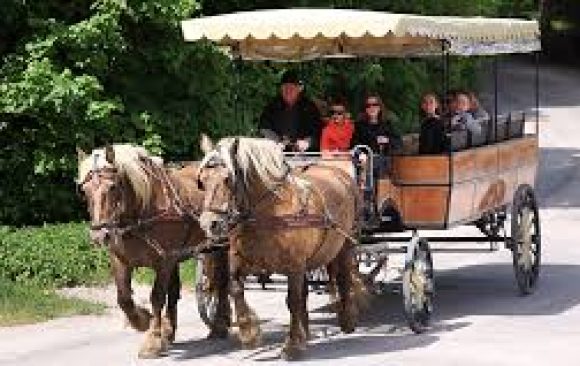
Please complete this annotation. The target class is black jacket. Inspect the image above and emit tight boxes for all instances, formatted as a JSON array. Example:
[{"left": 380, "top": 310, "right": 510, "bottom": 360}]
[
  {"left": 258, "top": 95, "right": 322, "bottom": 151},
  {"left": 351, "top": 117, "right": 402, "bottom": 154},
  {"left": 419, "top": 116, "right": 448, "bottom": 154}
]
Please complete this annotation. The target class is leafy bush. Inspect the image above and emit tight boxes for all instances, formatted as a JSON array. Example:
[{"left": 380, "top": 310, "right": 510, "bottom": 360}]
[{"left": 0, "top": 223, "right": 110, "bottom": 287}]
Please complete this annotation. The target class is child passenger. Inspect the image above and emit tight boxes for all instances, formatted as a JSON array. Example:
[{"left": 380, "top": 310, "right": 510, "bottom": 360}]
[{"left": 320, "top": 97, "right": 354, "bottom": 152}]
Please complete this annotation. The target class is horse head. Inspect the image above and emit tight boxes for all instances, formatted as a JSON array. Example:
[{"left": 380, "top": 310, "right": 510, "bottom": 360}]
[
  {"left": 196, "top": 134, "right": 289, "bottom": 240},
  {"left": 77, "top": 144, "right": 156, "bottom": 246},
  {"left": 196, "top": 135, "right": 237, "bottom": 240}
]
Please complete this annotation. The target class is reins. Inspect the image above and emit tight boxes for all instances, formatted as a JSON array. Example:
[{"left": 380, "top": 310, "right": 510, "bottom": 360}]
[{"left": 88, "top": 157, "right": 202, "bottom": 259}]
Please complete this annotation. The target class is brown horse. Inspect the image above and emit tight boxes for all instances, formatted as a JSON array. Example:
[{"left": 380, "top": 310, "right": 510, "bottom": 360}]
[
  {"left": 197, "top": 136, "right": 361, "bottom": 360},
  {"left": 76, "top": 144, "right": 230, "bottom": 358}
]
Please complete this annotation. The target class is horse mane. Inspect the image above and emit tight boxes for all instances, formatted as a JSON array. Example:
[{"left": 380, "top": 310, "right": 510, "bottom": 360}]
[
  {"left": 77, "top": 144, "right": 164, "bottom": 212},
  {"left": 211, "top": 137, "right": 289, "bottom": 191}
]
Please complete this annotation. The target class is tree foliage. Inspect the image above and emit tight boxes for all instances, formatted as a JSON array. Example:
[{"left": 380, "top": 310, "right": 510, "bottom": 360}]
[{"left": 0, "top": 0, "right": 541, "bottom": 225}]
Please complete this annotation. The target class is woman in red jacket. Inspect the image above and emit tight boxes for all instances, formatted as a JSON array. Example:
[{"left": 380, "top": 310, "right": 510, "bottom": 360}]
[{"left": 320, "top": 97, "right": 354, "bottom": 152}]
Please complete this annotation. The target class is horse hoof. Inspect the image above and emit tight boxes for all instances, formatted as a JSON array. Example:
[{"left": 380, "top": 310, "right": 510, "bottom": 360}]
[
  {"left": 280, "top": 345, "right": 304, "bottom": 361},
  {"left": 208, "top": 327, "right": 229, "bottom": 339},
  {"left": 239, "top": 328, "right": 262, "bottom": 349},
  {"left": 161, "top": 318, "right": 175, "bottom": 343},
  {"left": 340, "top": 323, "right": 355, "bottom": 334},
  {"left": 138, "top": 333, "right": 168, "bottom": 359}
]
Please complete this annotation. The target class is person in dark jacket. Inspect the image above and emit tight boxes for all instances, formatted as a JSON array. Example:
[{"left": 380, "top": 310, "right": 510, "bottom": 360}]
[
  {"left": 351, "top": 94, "right": 401, "bottom": 226},
  {"left": 351, "top": 94, "right": 402, "bottom": 155},
  {"left": 419, "top": 92, "right": 448, "bottom": 154},
  {"left": 258, "top": 70, "right": 322, "bottom": 152}
]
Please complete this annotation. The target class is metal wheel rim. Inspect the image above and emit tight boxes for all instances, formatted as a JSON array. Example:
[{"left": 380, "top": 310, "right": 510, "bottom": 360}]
[
  {"left": 512, "top": 187, "right": 541, "bottom": 294},
  {"left": 195, "top": 256, "right": 219, "bottom": 327},
  {"left": 403, "top": 240, "right": 434, "bottom": 333}
]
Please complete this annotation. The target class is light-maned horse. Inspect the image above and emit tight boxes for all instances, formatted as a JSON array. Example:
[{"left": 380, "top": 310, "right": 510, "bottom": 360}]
[
  {"left": 76, "top": 144, "right": 230, "bottom": 358},
  {"left": 197, "top": 136, "right": 361, "bottom": 360}
]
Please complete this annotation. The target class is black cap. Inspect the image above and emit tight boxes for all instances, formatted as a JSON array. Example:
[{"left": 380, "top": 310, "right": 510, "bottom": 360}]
[{"left": 280, "top": 70, "right": 302, "bottom": 85}]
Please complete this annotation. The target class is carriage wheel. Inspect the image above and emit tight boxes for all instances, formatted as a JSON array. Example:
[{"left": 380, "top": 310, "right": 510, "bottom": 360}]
[
  {"left": 195, "top": 254, "right": 219, "bottom": 327},
  {"left": 402, "top": 237, "right": 434, "bottom": 334},
  {"left": 511, "top": 185, "right": 541, "bottom": 295}
]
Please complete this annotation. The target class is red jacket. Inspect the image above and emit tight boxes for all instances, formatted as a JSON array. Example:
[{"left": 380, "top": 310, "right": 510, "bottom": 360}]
[{"left": 320, "top": 119, "right": 354, "bottom": 152}]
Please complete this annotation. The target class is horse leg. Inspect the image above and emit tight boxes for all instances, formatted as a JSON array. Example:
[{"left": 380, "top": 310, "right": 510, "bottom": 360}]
[
  {"left": 282, "top": 273, "right": 307, "bottom": 360},
  {"left": 138, "top": 265, "right": 172, "bottom": 359},
  {"left": 301, "top": 274, "right": 310, "bottom": 340},
  {"left": 229, "top": 251, "right": 261, "bottom": 348},
  {"left": 336, "top": 245, "right": 357, "bottom": 334},
  {"left": 111, "top": 254, "right": 151, "bottom": 332},
  {"left": 326, "top": 262, "right": 339, "bottom": 312},
  {"left": 161, "top": 264, "right": 180, "bottom": 344},
  {"left": 208, "top": 249, "right": 231, "bottom": 339}
]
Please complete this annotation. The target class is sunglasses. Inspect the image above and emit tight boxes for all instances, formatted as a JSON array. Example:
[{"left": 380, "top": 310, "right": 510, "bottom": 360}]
[
  {"left": 331, "top": 109, "right": 345, "bottom": 116},
  {"left": 365, "top": 102, "right": 380, "bottom": 108}
]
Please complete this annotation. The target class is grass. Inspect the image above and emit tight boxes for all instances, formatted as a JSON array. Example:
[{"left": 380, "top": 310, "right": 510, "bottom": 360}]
[
  {"left": 0, "top": 279, "right": 106, "bottom": 326},
  {"left": 134, "top": 259, "right": 197, "bottom": 287}
]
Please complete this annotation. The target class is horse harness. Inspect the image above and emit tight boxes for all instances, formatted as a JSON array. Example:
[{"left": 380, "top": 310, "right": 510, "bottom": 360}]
[
  {"left": 84, "top": 158, "right": 200, "bottom": 260},
  {"left": 201, "top": 140, "right": 359, "bottom": 251}
]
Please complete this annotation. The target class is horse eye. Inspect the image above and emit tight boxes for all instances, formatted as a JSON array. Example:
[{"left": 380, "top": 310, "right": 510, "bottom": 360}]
[{"left": 196, "top": 178, "right": 205, "bottom": 191}]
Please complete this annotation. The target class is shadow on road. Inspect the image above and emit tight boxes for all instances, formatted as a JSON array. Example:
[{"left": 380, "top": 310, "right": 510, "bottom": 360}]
[
  {"left": 537, "top": 147, "right": 580, "bottom": 208},
  {"left": 348, "top": 263, "right": 580, "bottom": 324},
  {"left": 170, "top": 263, "right": 580, "bottom": 362}
]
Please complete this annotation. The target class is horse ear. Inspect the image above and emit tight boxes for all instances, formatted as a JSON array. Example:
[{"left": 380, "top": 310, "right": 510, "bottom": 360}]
[
  {"left": 105, "top": 144, "right": 115, "bottom": 164},
  {"left": 200, "top": 134, "right": 214, "bottom": 154},
  {"left": 76, "top": 147, "right": 88, "bottom": 162}
]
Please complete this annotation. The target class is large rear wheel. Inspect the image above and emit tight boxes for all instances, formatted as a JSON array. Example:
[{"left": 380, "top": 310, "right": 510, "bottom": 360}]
[
  {"left": 511, "top": 185, "right": 541, "bottom": 295},
  {"left": 402, "top": 236, "right": 434, "bottom": 334}
]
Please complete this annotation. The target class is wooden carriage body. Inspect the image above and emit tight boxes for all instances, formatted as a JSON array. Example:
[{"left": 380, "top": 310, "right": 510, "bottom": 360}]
[
  {"left": 295, "top": 133, "right": 538, "bottom": 232},
  {"left": 384, "top": 135, "right": 538, "bottom": 230}
]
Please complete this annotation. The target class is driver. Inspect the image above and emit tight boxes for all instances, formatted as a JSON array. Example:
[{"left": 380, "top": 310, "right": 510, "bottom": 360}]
[{"left": 258, "top": 70, "right": 322, "bottom": 152}]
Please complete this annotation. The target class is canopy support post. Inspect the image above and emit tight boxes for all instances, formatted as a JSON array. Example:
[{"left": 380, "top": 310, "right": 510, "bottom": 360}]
[
  {"left": 535, "top": 51, "right": 540, "bottom": 136},
  {"left": 493, "top": 55, "right": 499, "bottom": 142},
  {"left": 232, "top": 45, "right": 243, "bottom": 130},
  {"left": 442, "top": 41, "right": 449, "bottom": 113},
  {"left": 442, "top": 40, "right": 452, "bottom": 230}
]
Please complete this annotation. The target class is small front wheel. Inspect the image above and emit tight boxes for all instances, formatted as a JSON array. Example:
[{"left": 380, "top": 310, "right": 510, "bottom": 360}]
[
  {"left": 195, "top": 254, "right": 219, "bottom": 328},
  {"left": 402, "top": 237, "right": 434, "bottom": 334}
]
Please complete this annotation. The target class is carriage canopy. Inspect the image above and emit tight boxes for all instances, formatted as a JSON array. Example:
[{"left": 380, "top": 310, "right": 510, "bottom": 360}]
[{"left": 181, "top": 8, "right": 541, "bottom": 61}]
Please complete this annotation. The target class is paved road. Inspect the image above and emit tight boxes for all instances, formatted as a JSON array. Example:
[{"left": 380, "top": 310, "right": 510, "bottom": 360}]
[{"left": 3, "top": 61, "right": 580, "bottom": 366}]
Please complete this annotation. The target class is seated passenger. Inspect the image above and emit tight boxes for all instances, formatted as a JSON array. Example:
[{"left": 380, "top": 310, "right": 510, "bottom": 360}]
[
  {"left": 351, "top": 94, "right": 402, "bottom": 155},
  {"left": 258, "top": 70, "right": 322, "bottom": 152},
  {"left": 320, "top": 97, "right": 354, "bottom": 152},
  {"left": 419, "top": 93, "right": 448, "bottom": 154},
  {"left": 468, "top": 91, "right": 490, "bottom": 121},
  {"left": 450, "top": 91, "right": 482, "bottom": 136},
  {"left": 351, "top": 94, "right": 401, "bottom": 225},
  {"left": 442, "top": 89, "right": 459, "bottom": 121}
]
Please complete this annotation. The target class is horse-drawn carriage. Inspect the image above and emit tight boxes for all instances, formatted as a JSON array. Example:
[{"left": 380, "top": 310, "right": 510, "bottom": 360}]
[
  {"left": 184, "top": 8, "right": 542, "bottom": 338},
  {"left": 77, "top": 8, "right": 542, "bottom": 360}
]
